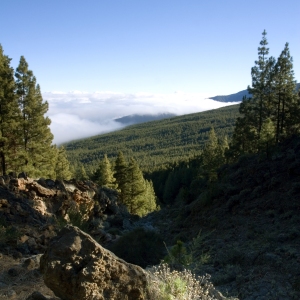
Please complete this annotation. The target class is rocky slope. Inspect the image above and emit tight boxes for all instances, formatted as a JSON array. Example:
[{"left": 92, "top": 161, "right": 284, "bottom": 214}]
[
  {"left": 0, "top": 175, "right": 132, "bottom": 299},
  {"left": 0, "top": 174, "right": 230, "bottom": 299}
]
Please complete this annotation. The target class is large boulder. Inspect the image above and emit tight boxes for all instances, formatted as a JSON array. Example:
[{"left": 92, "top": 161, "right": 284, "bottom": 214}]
[{"left": 40, "top": 225, "right": 150, "bottom": 300}]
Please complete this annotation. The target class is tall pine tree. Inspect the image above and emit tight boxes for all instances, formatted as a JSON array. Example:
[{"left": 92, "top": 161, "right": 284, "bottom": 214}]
[
  {"left": 273, "top": 43, "right": 298, "bottom": 142},
  {"left": 229, "top": 31, "right": 299, "bottom": 160},
  {"left": 15, "top": 56, "right": 55, "bottom": 177},
  {"left": 248, "top": 30, "right": 275, "bottom": 136},
  {"left": 126, "top": 157, "right": 146, "bottom": 215},
  {"left": 0, "top": 45, "right": 21, "bottom": 175},
  {"left": 202, "top": 127, "right": 225, "bottom": 180},
  {"left": 114, "top": 151, "right": 129, "bottom": 204}
]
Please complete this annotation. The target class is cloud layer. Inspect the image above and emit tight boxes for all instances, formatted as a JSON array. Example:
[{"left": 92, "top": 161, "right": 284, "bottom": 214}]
[{"left": 44, "top": 91, "right": 234, "bottom": 145}]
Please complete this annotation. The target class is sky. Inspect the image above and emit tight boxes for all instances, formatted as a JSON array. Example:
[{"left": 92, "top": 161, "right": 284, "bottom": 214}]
[{"left": 1, "top": 0, "right": 299, "bottom": 144}]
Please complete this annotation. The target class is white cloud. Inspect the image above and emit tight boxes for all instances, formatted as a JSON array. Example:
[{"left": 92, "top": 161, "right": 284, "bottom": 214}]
[
  {"left": 44, "top": 91, "right": 235, "bottom": 145},
  {"left": 50, "top": 113, "right": 123, "bottom": 145}
]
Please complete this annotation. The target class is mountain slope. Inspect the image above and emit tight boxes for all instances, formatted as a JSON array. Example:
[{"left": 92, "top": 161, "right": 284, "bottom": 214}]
[
  {"left": 65, "top": 104, "right": 239, "bottom": 171},
  {"left": 147, "top": 135, "right": 300, "bottom": 299}
]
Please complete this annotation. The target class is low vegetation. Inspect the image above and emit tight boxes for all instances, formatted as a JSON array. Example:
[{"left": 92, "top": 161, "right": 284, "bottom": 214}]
[{"left": 147, "top": 264, "right": 217, "bottom": 300}]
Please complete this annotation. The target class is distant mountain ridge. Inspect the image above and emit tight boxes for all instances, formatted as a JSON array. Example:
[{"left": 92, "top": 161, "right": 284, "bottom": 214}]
[
  {"left": 209, "top": 82, "right": 300, "bottom": 103},
  {"left": 209, "top": 90, "right": 251, "bottom": 103},
  {"left": 115, "top": 113, "right": 176, "bottom": 125}
]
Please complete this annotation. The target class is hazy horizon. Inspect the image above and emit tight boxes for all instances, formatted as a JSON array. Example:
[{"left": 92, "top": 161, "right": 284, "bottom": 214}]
[{"left": 45, "top": 90, "right": 237, "bottom": 145}]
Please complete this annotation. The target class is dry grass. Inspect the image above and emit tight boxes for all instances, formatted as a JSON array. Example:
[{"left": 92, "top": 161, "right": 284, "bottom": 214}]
[{"left": 0, "top": 253, "right": 56, "bottom": 300}]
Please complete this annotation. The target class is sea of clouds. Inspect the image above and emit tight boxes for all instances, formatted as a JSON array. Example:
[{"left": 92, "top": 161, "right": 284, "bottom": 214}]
[{"left": 44, "top": 91, "right": 234, "bottom": 145}]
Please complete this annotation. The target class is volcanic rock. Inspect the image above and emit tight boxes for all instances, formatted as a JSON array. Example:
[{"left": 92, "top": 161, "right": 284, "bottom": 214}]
[{"left": 40, "top": 225, "right": 150, "bottom": 300}]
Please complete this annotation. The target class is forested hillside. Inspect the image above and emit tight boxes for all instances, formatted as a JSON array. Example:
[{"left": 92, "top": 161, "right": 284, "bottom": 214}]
[{"left": 65, "top": 104, "right": 239, "bottom": 173}]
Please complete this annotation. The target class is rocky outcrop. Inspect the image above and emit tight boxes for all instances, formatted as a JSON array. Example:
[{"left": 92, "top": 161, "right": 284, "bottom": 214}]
[{"left": 40, "top": 225, "right": 150, "bottom": 300}]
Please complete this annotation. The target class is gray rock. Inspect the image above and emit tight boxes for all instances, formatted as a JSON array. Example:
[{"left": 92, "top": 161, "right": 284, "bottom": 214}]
[{"left": 40, "top": 225, "right": 150, "bottom": 300}]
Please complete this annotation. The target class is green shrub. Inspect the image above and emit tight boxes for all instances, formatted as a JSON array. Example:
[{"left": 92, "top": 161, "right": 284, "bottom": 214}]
[
  {"left": 163, "top": 240, "right": 192, "bottom": 267},
  {"left": 68, "top": 206, "right": 90, "bottom": 232},
  {"left": 147, "top": 264, "right": 214, "bottom": 300},
  {"left": 56, "top": 203, "right": 90, "bottom": 233},
  {"left": 109, "top": 228, "right": 165, "bottom": 268}
]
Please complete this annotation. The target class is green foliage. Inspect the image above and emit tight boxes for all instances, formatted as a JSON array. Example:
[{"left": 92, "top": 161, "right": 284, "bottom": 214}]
[
  {"left": 114, "top": 151, "right": 128, "bottom": 203},
  {"left": 0, "top": 45, "right": 65, "bottom": 178},
  {"left": 259, "top": 118, "right": 276, "bottom": 156},
  {"left": 15, "top": 56, "right": 55, "bottom": 177},
  {"left": 92, "top": 154, "right": 117, "bottom": 188},
  {"left": 67, "top": 206, "right": 90, "bottom": 232},
  {"left": 114, "top": 153, "right": 158, "bottom": 216},
  {"left": 0, "top": 45, "right": 22, "bottom": 176},
  {"left": 188, "top": 230, "right": 211, "bottom": 270},
  {"left": 202, "top": 127, "right": 227, "bottom": 181},
  {"left": 158, "top": 276, "right": 187, "bottom": 300},
  {"left": 76, "top": 165, "right": 89, "bottom": 181},
  {"left": 55, "top": 146, "right": 73, "bottom": 180},
  {"left": 142, "top": 179, "right": 159, "bottom": 215},
  {"left": 273, "top": 43, "right": 299, "bottom": 141},
  {"left": 56, "top": 204, "right": 90, "bottom": 233},
  {"left": 126, "top": 157, "right": 147, "bottom": 214},
  {"left": 1, "top": 47, "right": 65, "bottom": 180},
  {"left": 163, "top": 230, "right": 212, "bottom": 272},
  {"left": 163, "top": 240, "right": 192, "bottom": 267},
  {"left": 109, "top": 228, "right": 165, "bottom": 268}
]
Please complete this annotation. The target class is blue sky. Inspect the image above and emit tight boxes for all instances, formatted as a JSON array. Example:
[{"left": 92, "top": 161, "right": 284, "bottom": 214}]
[{"left": 1, "top": 0, "right": 299, "bottom": 143}]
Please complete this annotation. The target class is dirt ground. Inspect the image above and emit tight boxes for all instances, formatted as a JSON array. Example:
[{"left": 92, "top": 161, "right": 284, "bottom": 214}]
[{"left": 0, "top": 253, "right": 56, "bottom": 300}]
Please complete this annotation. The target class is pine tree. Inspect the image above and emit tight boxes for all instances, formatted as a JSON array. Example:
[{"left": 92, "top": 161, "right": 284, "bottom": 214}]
[
  {"left": 114, "top": 151, "right": 129, "bottom": 204},
  {"left": 76, "top": 165, "right": 88, "bottom": 181},
  {"left": 126, "top": 157, "right": 146, "bottom": 214},
  {"left": 259, "top": 118, "right": 275, "bottom": 156},
  {"left": 93, "top": 154, "right": 117, "bottom": 188},
  {"left": 142, "top": 179, "right": 158, "bottom": 215},
  {"left": 273, "top": 43, "right": 298, "bottom": 142},
  {"left": 114, "top": 153, "right": 157, "bottom": 215},
  {"left": 15, "top": 56, "right": 55, "bottom": 177},
  {"left": 55, "top": 146, "right": 72, "bottom": 180},
  {"left": 228, "top": 102, "right": 259, "bottom": 160},
  {"left": 202, "top": 128, "right": 224, "bottom": 180},
  {"left": 248, "top": 30, "right": 275, "bottom": 136},
  {"left": 229, "top": 31, "right": 299, "bottom": 160},
  {"left": 0, "top": 45, "right": 21, "bottom": 175}
]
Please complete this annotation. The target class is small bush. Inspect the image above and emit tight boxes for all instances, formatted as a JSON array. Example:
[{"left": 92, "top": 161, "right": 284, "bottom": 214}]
[
  {"left": 163, "top": 240, "right": 192, "bottom": 267},
  {"left": 109, "top": 228, "right": 165, "bottom": 268},
  {"left": 56, "top": 204, "right": 90, "bottom": 233},
  {"left": 147, "top": 264, "right": 214, "bottom": 300}
]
